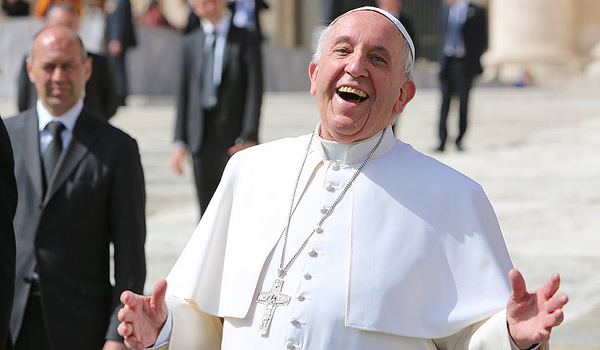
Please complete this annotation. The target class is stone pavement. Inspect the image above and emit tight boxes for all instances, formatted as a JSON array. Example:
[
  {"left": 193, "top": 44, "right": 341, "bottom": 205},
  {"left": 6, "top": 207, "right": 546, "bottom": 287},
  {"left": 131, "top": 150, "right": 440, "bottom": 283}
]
[{"left": 1, "top": 82, "right": 599, "bottom": 348}]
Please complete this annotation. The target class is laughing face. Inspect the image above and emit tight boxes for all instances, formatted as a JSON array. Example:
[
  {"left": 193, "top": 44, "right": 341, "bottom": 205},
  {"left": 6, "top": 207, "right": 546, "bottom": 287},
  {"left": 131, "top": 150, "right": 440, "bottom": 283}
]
[{"left": 309, "top": 10, "right": 416, "bottom": 143}]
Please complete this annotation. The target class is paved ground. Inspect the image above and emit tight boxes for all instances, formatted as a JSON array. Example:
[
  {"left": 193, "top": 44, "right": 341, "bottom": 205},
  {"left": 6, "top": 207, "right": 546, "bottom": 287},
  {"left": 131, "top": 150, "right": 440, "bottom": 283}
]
[{"left": 1, "top": 81, "right": 598, "bottom": 348}]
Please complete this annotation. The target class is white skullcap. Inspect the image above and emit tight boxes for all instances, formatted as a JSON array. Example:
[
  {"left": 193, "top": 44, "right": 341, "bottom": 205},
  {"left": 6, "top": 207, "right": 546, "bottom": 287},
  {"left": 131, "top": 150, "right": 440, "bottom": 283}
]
[{"left": 331, "top": 6, "right": 415, "bottom": 61}]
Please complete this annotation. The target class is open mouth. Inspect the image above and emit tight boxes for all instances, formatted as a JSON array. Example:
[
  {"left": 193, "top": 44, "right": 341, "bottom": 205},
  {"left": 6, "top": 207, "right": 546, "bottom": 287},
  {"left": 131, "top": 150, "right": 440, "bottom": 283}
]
[{"left": 337, "top": 86, "right": 369, "bottom": 103}]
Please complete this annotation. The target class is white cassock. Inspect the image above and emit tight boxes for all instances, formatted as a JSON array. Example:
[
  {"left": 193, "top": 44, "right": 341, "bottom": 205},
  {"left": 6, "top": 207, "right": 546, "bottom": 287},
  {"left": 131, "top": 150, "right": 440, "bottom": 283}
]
[{"left": 159, "top": 125, "right": 541, "bottom": 350}]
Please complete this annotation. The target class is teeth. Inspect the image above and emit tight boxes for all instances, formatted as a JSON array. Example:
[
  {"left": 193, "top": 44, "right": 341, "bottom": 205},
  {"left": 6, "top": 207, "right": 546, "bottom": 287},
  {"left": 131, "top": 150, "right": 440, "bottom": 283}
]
[{"left": 338, "top": 86, "right": 367, "bottom": 98}]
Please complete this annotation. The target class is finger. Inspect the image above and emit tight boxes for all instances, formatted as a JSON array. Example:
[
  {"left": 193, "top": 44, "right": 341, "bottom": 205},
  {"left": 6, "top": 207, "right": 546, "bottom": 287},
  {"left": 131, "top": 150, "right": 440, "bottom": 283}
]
[
  {"left": 546, "top": 293, "right": 569, "bottom": 313},
  {"left": 120, "top": 290, "right": 134, "bottom": 306},
  {"left": 546, "top": 309, "right": 565, "bottom": 328},
  {"left": 118, "top": 322, "right": 132, "bottom": 337},
  {"left": 150, "top": 279, "right": 168, "bottom": 309},
  {"left": 509, "top": 269, "right": 528, "bottom": 300},
  {"left": 118, "top": 307, "right": 135, "bottom": 323},
  {"left": 540, "top": 273, "right": 561, "bottom": 299}
]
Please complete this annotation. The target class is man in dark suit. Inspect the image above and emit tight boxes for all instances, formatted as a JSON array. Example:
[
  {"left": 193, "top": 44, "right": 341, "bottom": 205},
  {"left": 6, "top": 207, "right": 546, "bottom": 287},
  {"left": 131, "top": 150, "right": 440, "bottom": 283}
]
[
  {"left": 5, "top": 25, "right": 146, "bottom": 350},
  {"left": 171, "top": 0, "right": 263, "bottom": 217},
  {"left": 0, "top": 117, "right": 17, "bottom": 350},
  {"left": 437, "top": 0, "right": 487, "bottom": 151},
  {"left": 229, "top": 0, "right": 269, "bottom": 40},
  {"left": 107, "top": 0, "right": 137, "bottom": 106},
  {"left": 17, "top": 2, "right": 119, "bottom": 122}
]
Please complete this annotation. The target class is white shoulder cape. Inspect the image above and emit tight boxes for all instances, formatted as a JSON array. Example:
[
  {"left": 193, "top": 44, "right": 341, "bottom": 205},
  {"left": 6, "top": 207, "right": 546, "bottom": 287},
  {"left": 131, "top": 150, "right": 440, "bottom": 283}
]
[{"left": 166, "top": 130, "right": 513, "bottom": 338}]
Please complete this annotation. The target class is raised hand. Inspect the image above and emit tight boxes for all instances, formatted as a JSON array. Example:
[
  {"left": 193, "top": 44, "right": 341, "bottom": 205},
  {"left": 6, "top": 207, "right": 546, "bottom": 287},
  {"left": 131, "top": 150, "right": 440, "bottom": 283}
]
[
  {"left": 118, "top": 279, "right": 169, "bottom": 350},
  {"left": 506, "top": 269, "right": 569, "bottom": 349}
]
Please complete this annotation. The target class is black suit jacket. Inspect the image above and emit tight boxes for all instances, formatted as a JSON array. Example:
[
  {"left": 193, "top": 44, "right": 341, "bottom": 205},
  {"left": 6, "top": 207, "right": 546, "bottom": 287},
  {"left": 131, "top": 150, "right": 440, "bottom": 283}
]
[
  {"left": 0, "top": 118, "right": 17, "bottom": 350},
  {"left": 5, "top": 108, "right": 146, "bottom": 349},
  {"left": 439, "top": 2, "right": 488, "bottom": 77},
  {"left": 174, "top": 23, "right": 263, "bottom": 155},
  {"left": 106, "top": 0, "right": 137, "bottom": 50},
  {"left": 17, "top": 52, "right": 119, "bottom": 121}
]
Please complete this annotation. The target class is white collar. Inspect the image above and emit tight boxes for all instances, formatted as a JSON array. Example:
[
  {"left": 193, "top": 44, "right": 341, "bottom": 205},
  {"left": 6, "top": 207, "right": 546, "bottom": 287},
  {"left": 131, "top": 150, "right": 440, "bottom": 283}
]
[
  {"left": 37, "top": 99, "right": 83, "bottom": 133},
  {"left": 314, "top": 123, "right": 396, "bottom": 164},
  {"left": 201, "top": 10, "right": 232, "bottom": 36}
]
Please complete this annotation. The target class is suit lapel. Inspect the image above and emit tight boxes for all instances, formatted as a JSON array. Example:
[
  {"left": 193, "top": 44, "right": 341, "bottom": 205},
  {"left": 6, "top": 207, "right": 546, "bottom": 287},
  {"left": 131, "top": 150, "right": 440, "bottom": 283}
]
[
  {"left": 193, "top": 30, "right": 206, "bottom": 86},
  {"left": 22, "top": 109, "right": 44, "bottom": 202},
  {"left": 43, "top": 111, "right": 97, "bottom": 204},
  {"left": 222, "top": 25, "right": 241, "bottom": 78}
]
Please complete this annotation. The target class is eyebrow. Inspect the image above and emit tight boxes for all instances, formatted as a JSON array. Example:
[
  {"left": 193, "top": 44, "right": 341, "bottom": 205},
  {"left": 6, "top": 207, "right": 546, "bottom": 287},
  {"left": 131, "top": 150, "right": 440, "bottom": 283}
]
[{"left": 331, "top": 35, "right": 393, "bottom": 62}]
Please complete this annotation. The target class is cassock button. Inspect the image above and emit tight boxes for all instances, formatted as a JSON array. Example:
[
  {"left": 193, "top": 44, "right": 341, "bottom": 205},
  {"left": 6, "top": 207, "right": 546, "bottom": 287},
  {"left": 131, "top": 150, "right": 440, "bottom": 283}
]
[
  {"left": 285, "top": 341, "right": 295, "bottom": 349},
  {"left": 319, "top": 207, "right": 328, "bottom": 214},
  {"left": 315, "top": 226, "right": 323, "bottom": 234},
  {"left": 325, "top": 183, "right": 335, "bottom": 192},
  {"left": 297, "top": 294, "right": 305, "bottom": 301},
  {"left": 331, "top": 162, "right": 340, "bottom": 171},
  {"left": 303, "top": 272, "right": 312, "bottom": 280},
  {"left": 290, "top": 317, "right": 299, "bottom": 325},
  {"left": 308, "top": 250, "right": 317, "bottom": 257}
]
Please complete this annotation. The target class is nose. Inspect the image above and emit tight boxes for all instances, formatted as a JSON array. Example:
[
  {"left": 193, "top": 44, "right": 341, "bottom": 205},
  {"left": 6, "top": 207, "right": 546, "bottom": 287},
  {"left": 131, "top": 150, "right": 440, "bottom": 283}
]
[
  {"left": 51, "top": 67, "right": 67, "bottom": 82},
  {"left": 344, "top": 53, "right": 368, "bottom": 78}
]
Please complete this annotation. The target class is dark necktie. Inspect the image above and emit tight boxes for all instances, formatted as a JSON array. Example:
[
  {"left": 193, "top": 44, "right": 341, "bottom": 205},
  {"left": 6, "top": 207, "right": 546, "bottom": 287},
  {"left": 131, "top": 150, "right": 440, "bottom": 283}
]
[
  {"left": 43, "top": 121, "right": 65, "bottom": 186},
  {"left": 201, "top": 31, "right": 218, "bottom": 109}
]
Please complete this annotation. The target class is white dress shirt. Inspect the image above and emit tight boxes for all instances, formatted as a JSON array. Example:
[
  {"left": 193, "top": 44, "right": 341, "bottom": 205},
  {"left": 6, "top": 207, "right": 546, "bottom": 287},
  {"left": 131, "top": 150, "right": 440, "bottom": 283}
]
[
  {"left": 201, "top": 12, "right": 231, "bottom": 88},
  {"left": 37, "top": 99, "right": 83, "bottom": 155}
]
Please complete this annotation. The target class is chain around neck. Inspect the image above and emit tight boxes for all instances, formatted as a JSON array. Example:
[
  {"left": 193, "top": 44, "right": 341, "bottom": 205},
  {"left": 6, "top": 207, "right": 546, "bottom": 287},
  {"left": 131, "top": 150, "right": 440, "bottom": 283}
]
[{"left": 277, "top": 128, "right": 387, "bottom": 278}]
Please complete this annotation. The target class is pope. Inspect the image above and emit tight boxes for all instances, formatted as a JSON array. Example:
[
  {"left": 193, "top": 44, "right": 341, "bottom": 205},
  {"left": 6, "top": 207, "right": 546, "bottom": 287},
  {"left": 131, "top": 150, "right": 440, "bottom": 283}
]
[{"left": 118, "top": 6, "right": 567, "bottom": 350}]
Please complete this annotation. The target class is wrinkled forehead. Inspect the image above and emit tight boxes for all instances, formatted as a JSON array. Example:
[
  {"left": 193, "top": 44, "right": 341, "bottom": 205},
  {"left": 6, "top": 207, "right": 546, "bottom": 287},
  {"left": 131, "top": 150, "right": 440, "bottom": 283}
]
[
  {"left": 328, "top": 11, "right": 404, "bottom": 51},
  {"left": 330, "top": 7, "right": 414, "bottom": 60}
]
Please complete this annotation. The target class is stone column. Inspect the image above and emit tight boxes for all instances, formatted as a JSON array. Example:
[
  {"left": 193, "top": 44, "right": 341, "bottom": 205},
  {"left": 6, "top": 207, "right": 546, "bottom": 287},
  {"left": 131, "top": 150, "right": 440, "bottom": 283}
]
[{"left": 485, "top": 0, "right": 576, "bottom": 83}]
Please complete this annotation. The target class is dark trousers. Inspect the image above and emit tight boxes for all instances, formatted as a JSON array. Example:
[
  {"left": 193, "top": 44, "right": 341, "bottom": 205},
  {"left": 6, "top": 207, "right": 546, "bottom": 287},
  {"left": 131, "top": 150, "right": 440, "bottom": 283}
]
[
  {"left": 438, "top": 56, "right": 474, "bottom": 147},
  {"left": 109, "top": 52, "right": 129, "bottom": 106},
  {"left": 191, "top": 109, "right": 230, "bottom": 218},
  {"left": 14, "top": 281, "right": 50, "bottom": 350}
]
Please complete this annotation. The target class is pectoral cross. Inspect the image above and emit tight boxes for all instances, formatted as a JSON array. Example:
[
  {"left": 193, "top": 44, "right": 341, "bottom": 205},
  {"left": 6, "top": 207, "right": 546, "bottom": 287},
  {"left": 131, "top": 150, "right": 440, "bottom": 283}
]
[{"left": 256, "top": 278, "right": 291, "bottom": 335}]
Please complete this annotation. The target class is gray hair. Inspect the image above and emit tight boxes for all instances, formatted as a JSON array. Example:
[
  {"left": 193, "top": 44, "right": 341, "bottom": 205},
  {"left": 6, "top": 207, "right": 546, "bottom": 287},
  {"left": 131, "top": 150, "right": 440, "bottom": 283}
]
[{"left": 312, "top": 18, "right": 414, "bottom": 80}]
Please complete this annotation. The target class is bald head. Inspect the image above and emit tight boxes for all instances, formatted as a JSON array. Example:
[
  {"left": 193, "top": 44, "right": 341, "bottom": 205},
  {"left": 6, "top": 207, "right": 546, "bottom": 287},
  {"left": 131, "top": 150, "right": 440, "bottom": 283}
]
[
  {"left": 27, "top": 26, "right": 91, "bottom": 116},
  {"left": 45, "top": 2, "right": 80, "bottom": 31}
]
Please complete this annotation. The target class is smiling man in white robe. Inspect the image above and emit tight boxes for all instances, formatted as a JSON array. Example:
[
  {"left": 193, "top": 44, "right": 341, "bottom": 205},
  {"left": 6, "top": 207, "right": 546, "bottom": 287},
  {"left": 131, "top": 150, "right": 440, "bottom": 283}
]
[{"left": 116, "top": 6, "right": 568, "bottom": 350}]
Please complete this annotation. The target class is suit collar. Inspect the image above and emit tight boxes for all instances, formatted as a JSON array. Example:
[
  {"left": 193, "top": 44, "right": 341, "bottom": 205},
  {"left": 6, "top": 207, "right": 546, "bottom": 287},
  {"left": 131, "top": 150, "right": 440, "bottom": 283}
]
[{"left": 22, "top": 109, "right": 44, "bottom": 202}]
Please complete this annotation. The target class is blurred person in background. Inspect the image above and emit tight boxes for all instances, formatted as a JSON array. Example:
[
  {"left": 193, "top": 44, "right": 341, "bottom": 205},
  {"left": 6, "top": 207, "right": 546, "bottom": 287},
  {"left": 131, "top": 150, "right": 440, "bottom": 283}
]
[
  {"left": 229, "top": 0, "right": 269, "bottom": 41},
  {"left": 436, "top": 0, "right": 487, "bottom": 152},
  {"left": 5, "top": 25, "right": 146, "bottom": 350},
  {"left": 1, "top": 0, "right": 29, "bottom": 16},
  {"left": 136, "top": 0, "right": 173, "bottom": 28},
  {"left": 17, "top": 2, "right": 119, "bottom": 121},
  {"left": 106, "top": 0, "right": 137, "bottom": 106},
  {"left": 171, "top": 0, "right": 263, "bottom": 218}
]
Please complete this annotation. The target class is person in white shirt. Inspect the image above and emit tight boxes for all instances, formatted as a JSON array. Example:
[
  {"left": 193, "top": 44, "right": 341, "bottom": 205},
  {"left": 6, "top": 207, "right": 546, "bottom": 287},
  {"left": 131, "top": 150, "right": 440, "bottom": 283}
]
[{"left": 117, "top": 7, "right": 567, "bottom": 350}]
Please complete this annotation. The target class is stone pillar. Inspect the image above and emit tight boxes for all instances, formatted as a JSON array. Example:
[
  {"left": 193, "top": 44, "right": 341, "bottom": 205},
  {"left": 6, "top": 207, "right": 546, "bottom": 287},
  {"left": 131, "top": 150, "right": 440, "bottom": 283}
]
[{"left": 485, "top": 0, "right": 576, "bottom": 83}]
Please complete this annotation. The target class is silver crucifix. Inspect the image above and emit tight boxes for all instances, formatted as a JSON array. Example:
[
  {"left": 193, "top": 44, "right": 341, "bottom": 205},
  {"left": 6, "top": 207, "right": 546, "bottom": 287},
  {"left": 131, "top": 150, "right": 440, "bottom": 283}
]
[{"left": 256, "top": 278, "right": 291, "bottom": 335}]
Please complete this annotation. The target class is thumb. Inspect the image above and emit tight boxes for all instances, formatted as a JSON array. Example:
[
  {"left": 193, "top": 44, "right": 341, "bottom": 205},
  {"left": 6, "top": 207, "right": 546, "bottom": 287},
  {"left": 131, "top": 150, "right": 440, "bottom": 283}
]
[
  {"left": 509, "top": 269, "right": 528, "bottom": 301},
  {"left": 150, "top": 279, "right": 168, "bottom": 310}
]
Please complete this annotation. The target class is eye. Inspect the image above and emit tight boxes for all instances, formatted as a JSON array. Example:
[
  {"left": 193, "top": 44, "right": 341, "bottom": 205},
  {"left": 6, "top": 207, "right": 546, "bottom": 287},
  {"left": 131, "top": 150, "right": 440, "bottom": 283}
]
[
  {"left": 333, "top": 46, "right": 350, "bottom": 56},
  {"left": 370, "top": 55, "right": 387, "bottom": 64}
]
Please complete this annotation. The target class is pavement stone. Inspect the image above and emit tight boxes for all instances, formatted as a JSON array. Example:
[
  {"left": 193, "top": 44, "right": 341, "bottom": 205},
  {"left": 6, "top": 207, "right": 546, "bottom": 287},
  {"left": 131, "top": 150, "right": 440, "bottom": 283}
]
[{"left": 1, "top": 82, "right": 598, "bottom": 348}]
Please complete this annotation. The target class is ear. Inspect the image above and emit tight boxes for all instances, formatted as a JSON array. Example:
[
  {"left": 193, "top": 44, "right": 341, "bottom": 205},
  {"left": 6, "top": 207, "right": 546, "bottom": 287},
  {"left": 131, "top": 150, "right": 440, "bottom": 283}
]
[
  {"left": 84, "top": 56, "right": 92, "bottom": 82},
  {"left": 308, "top": 60, "right": 319, "bottom": 95},
  {"left": 26, "top": 57, "right": 35, "bottom": 84},
  {"left": 393, "top": 79, "right": 416, "bottom": 114}
]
